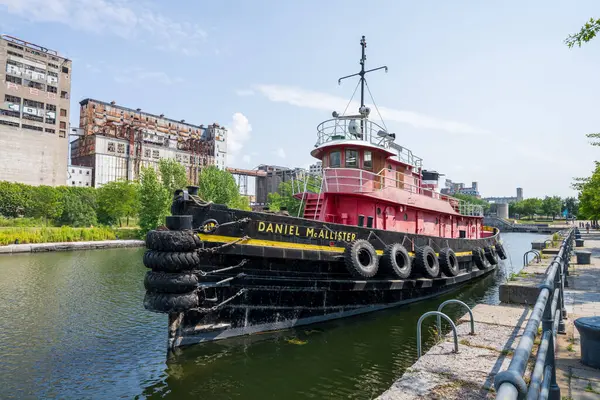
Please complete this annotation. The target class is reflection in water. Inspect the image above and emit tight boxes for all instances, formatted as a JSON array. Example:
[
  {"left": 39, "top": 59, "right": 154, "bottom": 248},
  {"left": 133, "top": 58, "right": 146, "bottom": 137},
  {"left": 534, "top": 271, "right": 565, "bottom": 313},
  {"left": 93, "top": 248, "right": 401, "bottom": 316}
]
[{"left": 0, "top": 233, "right": 544, "bottom": 399}]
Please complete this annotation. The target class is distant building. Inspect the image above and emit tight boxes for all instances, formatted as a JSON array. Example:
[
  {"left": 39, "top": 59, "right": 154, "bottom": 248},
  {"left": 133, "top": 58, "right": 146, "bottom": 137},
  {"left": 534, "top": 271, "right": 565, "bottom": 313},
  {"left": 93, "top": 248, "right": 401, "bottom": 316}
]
[
  {"left": 67, "top": 165, "right": 93, "bottom": 187},
  {"left": 70, "top": 98, "right": 227, "bottom": 187},
  {"left": 484, "top": 188, "right": 524, "bottom": 204},
  {"left": 309, "top": 161, "right": 322, "bottom": 174},
  {"left": 441, "top": 179, "right": 480, "bottom": 197},
  {"left": 0, "top": 34, "right": 72, "bottom": 186},
  {"left": 254, "top": 164, "right": 307, "bottom": 204}
]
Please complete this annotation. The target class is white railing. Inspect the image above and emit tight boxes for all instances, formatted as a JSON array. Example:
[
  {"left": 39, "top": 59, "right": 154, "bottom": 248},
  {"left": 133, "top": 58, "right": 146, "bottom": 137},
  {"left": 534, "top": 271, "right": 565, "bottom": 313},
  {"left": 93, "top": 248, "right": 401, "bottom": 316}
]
[
  {"left": 315, "top": 118, "right": 423, "bottom": 168},
  {"left": 316, "top": 168, "right": 483, "bottom": 217}
]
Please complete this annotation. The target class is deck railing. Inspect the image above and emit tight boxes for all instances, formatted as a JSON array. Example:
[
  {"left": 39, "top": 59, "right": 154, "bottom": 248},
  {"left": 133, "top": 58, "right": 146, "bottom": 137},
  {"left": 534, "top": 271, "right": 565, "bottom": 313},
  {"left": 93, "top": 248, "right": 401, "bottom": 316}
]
[
  {"left": 313, "top": 168, "right": 483, "bottom": 217},
  {"left": 315, "top": 118, "right": 423, "bottom": 168},
  {"left": 494, "top": 228, "right": 574, "bottom": 400}
]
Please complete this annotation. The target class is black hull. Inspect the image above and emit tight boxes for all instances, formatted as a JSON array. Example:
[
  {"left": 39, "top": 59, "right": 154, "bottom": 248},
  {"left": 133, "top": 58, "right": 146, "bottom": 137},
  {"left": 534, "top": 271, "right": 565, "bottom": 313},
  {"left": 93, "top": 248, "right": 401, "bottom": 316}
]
[{"left": 162, "top": 198, "right": 502, "bottom": 348}]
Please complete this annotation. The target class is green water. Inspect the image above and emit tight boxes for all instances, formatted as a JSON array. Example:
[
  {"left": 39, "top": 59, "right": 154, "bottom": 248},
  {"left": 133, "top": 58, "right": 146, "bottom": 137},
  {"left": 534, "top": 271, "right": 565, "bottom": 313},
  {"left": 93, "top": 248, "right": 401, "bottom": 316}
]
[{"left": 0, "top": 233, "right": 542, "bottom": 399}]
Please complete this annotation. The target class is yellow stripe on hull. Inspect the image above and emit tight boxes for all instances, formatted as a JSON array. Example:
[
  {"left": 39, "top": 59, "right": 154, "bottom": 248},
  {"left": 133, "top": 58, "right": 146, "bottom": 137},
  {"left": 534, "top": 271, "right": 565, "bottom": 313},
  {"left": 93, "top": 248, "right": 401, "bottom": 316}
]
[{"left": 198, "top": 234, "right": 474, "bottom": 258}]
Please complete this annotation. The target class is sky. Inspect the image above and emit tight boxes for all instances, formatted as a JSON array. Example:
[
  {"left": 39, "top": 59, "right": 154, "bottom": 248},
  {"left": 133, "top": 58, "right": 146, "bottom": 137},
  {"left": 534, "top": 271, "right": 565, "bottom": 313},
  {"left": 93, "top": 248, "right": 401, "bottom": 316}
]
[{"left": 1, "top": 0, "right": 600, "bottom": 198}]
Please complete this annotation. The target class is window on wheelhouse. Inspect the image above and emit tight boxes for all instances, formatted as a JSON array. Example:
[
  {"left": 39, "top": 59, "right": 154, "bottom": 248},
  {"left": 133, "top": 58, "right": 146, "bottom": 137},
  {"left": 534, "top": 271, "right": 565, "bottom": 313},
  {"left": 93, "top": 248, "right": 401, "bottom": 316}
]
[
  {"left": 345, "top": 149, "right": 358, "bottom": 168},
  {"left": 330, "top": 151, "right": 341, "bottom": 168},
  {"left": 363, "top": 151, "right": 372, "bottom": 170}
]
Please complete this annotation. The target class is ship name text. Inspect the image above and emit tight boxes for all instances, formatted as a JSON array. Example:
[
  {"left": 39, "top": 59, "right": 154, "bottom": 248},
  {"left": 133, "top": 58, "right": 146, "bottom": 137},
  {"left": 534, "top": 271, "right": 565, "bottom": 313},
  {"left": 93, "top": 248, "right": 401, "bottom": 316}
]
[{"left": 257, "top": 222, "right": 357, "bottom": 242}]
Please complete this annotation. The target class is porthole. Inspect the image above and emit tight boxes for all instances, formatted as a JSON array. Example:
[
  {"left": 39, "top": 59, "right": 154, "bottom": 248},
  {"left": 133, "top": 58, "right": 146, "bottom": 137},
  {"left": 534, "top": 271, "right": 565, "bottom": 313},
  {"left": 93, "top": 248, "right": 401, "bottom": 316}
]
[
  {"left": 404, "top": 213, "right": 408, "bottom": 221},
  {"left": 377, "top": 207, "right": 382, "bottom": 215},
  {"left": 435, "top": 218, "right": 439, "bottom": 224}
]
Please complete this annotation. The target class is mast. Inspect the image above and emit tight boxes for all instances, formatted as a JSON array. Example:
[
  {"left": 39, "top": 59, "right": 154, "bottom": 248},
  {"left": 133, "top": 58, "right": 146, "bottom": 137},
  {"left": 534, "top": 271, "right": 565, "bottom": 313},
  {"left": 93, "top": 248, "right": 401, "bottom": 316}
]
[{"left": 338, "top": 36, "right": 388, "bottom": 111}]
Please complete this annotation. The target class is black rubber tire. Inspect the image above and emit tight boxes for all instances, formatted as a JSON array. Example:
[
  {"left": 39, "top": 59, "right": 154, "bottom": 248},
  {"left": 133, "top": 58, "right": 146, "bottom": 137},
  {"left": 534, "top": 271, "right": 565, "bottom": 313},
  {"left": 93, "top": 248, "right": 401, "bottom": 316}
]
[
  {"left": 143, "top": 291, "right": 198, "bottom": 313},
  {"left": 472, "top": 247, "right": 487, "bottom": 270},
  {"left": 415, "top": 245, "right": 440, "bottom": 278},
  {"left": 146, "top": 230, "right": 198, "bottom": 252},
  {"left": 485, "top": 246, "right": 499, "bottom": 265},
  {"left": 144, "top": 271, "right": 199, "bottom": 293},
  {"left": 495, "top": 243, "right": 507, "bottom": 260},
  {"left": 343, "top": 240, "right": 379, "bottom": 279},
  {"left": 143, "top": 250, "right": 200, "bottom": 272},
  {"left": 381, "top": 243, "right": 412, "bottom": 279},
  {"left": 439, "top": 247, "right": 459, "bottom": 277}
]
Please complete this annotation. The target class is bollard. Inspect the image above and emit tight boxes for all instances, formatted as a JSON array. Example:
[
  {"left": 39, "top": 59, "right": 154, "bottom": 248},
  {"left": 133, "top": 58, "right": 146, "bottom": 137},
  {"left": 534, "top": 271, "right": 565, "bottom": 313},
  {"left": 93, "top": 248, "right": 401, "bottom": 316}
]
[
  {"left": 574, "top": 250, "right": 592, "bottom": 265},
  {"left": 575, "top": 239, "right": 585, "bottom": 247},
  {"left": 574, "top": 317, "right": 600, "bottom": 369}
]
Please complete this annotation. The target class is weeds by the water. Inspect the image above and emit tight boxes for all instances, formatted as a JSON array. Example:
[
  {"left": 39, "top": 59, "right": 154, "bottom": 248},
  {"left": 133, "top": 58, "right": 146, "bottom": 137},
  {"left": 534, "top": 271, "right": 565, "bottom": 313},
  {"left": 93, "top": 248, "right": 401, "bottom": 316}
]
[{"left": 0, "top": 226, "right": 139, "bottom": 245}]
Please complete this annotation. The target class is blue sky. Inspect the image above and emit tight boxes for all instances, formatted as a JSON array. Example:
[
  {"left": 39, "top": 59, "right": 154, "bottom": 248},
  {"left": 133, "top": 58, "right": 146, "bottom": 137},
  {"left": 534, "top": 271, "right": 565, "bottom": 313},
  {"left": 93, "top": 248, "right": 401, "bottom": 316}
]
[{"left": 1, "top": 0, "right": 600, "bottom": 198}]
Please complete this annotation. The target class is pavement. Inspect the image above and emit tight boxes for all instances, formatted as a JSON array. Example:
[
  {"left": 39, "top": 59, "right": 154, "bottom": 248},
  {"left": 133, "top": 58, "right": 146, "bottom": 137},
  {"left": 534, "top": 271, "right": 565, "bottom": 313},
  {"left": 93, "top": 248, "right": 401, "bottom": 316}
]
[
  {"left": 0, "top": 239, "right": 145, "bottom": 254},
  {"left": 377, "top": 231, "right": 600, "bottom": 400}
]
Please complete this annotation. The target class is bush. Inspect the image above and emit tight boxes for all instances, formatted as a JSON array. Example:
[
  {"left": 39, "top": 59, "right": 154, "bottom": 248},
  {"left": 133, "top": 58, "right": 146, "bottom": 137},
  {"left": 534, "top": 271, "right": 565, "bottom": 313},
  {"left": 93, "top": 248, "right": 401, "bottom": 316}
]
[{"left": 0, "top": 226, "right": 141, "bottom": 245}]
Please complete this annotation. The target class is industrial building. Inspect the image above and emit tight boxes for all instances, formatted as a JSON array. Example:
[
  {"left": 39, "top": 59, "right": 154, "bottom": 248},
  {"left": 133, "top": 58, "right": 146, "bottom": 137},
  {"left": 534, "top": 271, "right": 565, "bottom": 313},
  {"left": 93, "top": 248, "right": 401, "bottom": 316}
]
[
  {"left": 254, "top": 164, "right": 306, "bottom": 204},
  {"left": 70, "top": 99, "right": 227, "bottom": 187},
  {"left": 484, "top": 187, "right": 524, "bottom": 204},
  {"left": 309, "top": 161, "right": 322, "bottom": 174},
  {"left": 441, "top": 179, "right": 480, "bottom": 197},
  {"left": 67, "top": 165, "right": 93, "bottom": 187},
  {"left": 0, "top": 35, "right": 72, "bottom": 186}
]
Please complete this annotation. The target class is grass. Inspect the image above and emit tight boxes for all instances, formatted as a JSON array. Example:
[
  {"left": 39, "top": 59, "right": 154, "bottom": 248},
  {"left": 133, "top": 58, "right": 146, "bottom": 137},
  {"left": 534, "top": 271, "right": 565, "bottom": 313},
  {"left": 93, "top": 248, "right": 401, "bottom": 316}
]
[
  {"left": 508, "top": 270, "right": 533, "bottom": 281},
  {"left": 566, "top": 343, "right": 574, "bottom": 352},
  {"left": 0, "top": 226, "right": 140, "bottom": 245},
  {"left": 585, "top": 381, "right": 600, "bottom": 394}
]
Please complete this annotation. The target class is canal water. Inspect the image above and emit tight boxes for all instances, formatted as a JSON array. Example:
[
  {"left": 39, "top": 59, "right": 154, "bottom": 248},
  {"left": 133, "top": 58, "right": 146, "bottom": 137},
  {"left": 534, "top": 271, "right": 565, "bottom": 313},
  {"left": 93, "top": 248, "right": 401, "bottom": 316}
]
[{"left": 0, "top": 232, "right": 543, "bottom": 400}]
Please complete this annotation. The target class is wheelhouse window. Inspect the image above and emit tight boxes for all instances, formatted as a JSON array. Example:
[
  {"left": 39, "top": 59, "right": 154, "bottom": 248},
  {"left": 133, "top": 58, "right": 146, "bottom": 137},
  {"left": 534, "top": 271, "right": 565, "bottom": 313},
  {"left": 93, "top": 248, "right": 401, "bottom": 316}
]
[
  {"left": 345, "top": 149, "right": 358, "bottom": 168},
  {"left": 363, "top": 151, "right": 372, "bottom": 170},
  {"left": 330, "top": 151, "right": 341, "bottom": 168}
]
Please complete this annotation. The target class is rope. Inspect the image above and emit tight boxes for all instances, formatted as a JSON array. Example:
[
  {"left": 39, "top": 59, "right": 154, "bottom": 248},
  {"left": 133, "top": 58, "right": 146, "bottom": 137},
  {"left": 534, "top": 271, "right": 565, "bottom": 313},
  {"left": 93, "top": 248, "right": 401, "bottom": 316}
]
[
  {"left": 365, "top": 80, "right": 388, "bottom": 132},
  {"left": 190, "top": 194, "right": 213, "bottom": 207},
  {"left": 343, "top": 80, "right": 361, "bottom": 116}
]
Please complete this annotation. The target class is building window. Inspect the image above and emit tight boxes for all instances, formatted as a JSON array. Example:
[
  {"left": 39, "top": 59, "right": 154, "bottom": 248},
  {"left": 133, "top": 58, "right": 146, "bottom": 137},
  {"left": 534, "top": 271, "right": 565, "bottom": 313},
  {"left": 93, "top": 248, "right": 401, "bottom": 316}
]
[
  {"left": 144, "top": 149, "right": 150, "bottom": 158},
  {"left": 46, "top": 118, "right": 56, "bottom": 125},
  {"left": 86, "top": 171, "right": 90, "bottom": 175},
  {"left": 0, "top": 120, "right": 19, "bottom": 127},
  {"left": 329, "top": 151, "right": 341, "bottom": 168},
  {"left": 108, "top": 142, "right": 116, "bottom": 152},
  {"left": 47, "top": 86, "right": 57, "bottom": 93},
  {"left": 59, "top": 130, "right": 66, "bottom": 138},
  {"left": 62, "top": 66, "right": 69, "bottom": 74},
  {"left": 5, "top": 95, "right": 21, "bottom": 103},
  {"left": 72, "top": 181, "right": 75, "bottom": 185},
  {"left": 152, "top": 150, "right": 160, "bottom": 159},
  {"left": 45, "top": 128, "right": 55, "bottom": 134},
  {"left": 48, "top": 63, "right": 59, "bottom": 69},
  {"left": 22, "top": 124, "right": 43, "bottom": 132},
  {"left": 345, "top": 149, "right": 358, "bottom": 168},
  {"left": 6, "top": 75, "right": 22, "bottom": 85},
  {"left": 46, "top": 104, "right": 56, "bottom": 111},
  {"left": 59, "top": 121, "right": 66, "bottom": 129},
  {"left": 59, "top": 109, "right": 67, "bottom": 117},
  {"left": 24, "top": 99, "right": 44, "bottom": 108},
  {"left": 85, "top": 182, "right": 89, "bottom": 186},
  {"left": 0, "top": 109, "right": 20, "bottom": 118},
  {"left": 117, "top": 143, "right": 125, "bottom": 154},
  {"left": 60, "top": 91, "right": 68, "bottom": 99},
  {"left": 363, "top": 151, "right": 373, "bottom": 170},
  {"left": 23, "top": 114, "right": 43, "bottom": 122},
  {"left": 7, "top": 50, "right": 23, "bottom": 57}
]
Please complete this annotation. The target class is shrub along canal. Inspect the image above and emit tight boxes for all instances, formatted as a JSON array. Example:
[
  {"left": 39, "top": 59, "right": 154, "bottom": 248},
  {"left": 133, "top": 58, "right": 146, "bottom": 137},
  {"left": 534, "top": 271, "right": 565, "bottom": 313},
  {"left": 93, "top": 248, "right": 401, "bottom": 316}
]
[{"left": 0, "top": 232, "right": 545, "bottom": 399}]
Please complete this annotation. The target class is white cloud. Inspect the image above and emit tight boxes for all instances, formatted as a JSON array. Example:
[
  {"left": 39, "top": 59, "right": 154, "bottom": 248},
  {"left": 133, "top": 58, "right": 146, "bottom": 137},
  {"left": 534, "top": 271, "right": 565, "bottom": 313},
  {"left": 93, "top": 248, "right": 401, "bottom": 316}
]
[
  {"left": 0, "top": 0, "right": 207, "bottom": 55},
  {"left": 226, "top": 112, "right": 252, "bottom": 161},
  {"left": 235, "top": 89, "right": 255, "bottom": 97},
  {"left": 253, "top": 84, "right": 490, "bottom": 135},
  {"left": 112, "top": 67, "right": 183, "bottom": 85},
  {"left": 241, "top": 154, "right": 251, "bottom": 164},
  {"left": 274, "top": 147, "right": 286, "bottom": 159}
]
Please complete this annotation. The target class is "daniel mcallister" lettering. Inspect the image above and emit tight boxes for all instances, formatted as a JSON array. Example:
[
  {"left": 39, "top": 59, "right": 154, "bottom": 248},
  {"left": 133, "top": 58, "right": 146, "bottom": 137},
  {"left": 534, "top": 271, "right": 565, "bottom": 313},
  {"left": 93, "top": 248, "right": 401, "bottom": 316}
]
[{"left": 257, "top": 221, "right": 357, "bottom": 242}]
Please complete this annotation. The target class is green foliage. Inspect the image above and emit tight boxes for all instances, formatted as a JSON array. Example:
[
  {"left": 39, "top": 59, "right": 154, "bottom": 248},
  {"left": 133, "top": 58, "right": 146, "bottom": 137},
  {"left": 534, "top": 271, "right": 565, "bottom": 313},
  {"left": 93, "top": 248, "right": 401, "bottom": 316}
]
[
  {"left": 56, "top": 187, "right": 98, "bottom": 227},
  {"left": 452, "top": 193, "right": 490, "bottom": 212},
  {"left": 26, "top": 185, "right": 64, "bottom": 223},
  {"left": 521, "top": 198, "right": 543, "bottom": 219},
  {"left": 197, "top": 166, "right": 250, "bottom": 210},
  {"left": 565, "top": 18, "right": 600, "bottom": 48},
  {"left": 578, "top": 163, "right": 600, "bottom": 221},
  {"left": 267, "top": 175, "right": 322, "bottom": 216},
  {"left": 0, "top": 181, "right": 31, "bottom": 218},
  {"left": 0, "top": 226, "right": 139, "bottom": 245},
  {"left": 541, "top": 196, "right": 562, "bottom": 219},
  {"left": 138, "top": 166, "right": 171, "bottom": 234},
  {"left": 0, "top": 217, "right": 46, "bottom": 227},
  {"left": 159, "top": 158, "right": 188, "bottom": 195},
  {"left": 97, "top": 180, "right": 140, "bottom": 226}
]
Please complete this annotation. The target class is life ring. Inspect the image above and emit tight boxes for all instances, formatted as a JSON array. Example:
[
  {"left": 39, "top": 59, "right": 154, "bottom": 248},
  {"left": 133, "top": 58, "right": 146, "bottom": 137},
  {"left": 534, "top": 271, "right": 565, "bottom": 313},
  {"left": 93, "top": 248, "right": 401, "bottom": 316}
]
[
  {"left": 439, "top": 247, "right": 459, "bottom": 277},
  {"left": 495, "top": 243, "right": 508, "bottom": 260},
  {"left": 381, "top": 243, "right": 412, "bottom": 279},
  {"left": 344, "top": 240, "right": 379, "bottom": 279},
  {"left": 415, "top": 245, "right": 439, "bottom": 278},
  {"left": 484, "top": 246, "right": 499, "bottom": 265},
  {"left": 471, "top": 247, "right": 487, "bottom": 270}
]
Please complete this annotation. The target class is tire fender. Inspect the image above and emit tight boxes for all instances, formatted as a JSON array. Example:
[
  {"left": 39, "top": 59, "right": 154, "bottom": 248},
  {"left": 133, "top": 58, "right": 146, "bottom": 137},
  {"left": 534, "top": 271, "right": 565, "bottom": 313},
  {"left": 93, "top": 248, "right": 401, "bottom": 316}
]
[
  {"left": 415, "top": 245, "right": 440, "bottom": 278},
  {"left": 472, "top": 247, "right": 487, "bottom": 270},
  {"left": 381, "top": 243, "right": 412, "bottom": 279},
  {"left": 439, "top": 247, "right": 459, "bottom": 277},
  {"left": 343, "top": 239, "right": 379, "bottom": 279}
]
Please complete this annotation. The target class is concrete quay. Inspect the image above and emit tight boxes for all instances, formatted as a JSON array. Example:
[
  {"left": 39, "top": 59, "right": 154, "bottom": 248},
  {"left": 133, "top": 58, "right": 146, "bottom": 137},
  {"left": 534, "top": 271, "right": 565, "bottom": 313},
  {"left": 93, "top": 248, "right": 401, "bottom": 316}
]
[
  {"left": 378, "top": 232, "right": 600, "bottom": 400},
  {"left": 0, "top": 240, "right": 145, "bottom": 255}
]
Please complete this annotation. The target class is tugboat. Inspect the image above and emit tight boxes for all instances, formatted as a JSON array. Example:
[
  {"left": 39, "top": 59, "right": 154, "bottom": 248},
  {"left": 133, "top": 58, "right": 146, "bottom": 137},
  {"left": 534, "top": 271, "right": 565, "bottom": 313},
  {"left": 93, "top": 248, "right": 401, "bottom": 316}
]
[{"left": 143, "top": 36, "right": 506, "bottom": 349}]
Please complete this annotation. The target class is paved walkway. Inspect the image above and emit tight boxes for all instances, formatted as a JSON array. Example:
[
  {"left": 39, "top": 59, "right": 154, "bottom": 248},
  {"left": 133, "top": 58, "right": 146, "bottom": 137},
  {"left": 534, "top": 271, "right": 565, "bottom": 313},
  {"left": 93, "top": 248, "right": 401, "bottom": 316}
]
[
  {"left": 0, "top": 239, "right": 144, "bottom": 254},
  {"left": 378, "top": 233, "right": 600, "bottom": 400},
  {"left": 555, "top": 234, "right": 600, "bottom": 400}
]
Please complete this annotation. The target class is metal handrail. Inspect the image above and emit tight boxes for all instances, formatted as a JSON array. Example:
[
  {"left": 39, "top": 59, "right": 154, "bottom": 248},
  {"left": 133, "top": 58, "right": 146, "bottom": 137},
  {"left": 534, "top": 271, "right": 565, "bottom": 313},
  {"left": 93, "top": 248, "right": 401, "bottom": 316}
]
[
  {"left": 494, "top": 228, "right": 574, "bottom": 400},
  {"left": 523, "top": 250, "right": 541, "bottom": 266},
  {"left": 417, "top": 311, "right": 458, "bottom": 358},
  {"left": 436, "top": 299, "right": 475, "bottom": 337}
]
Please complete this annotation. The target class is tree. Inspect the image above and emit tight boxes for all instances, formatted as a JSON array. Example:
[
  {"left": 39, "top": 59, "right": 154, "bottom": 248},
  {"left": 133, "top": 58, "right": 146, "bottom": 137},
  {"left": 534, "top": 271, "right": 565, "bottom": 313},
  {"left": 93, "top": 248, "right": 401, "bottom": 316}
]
[
  {"left": 541, "top": 196, "right": 562, "bottom": 219},
  {"left": 197, "top": 166, "right": 250, "bottom": 210},
  {"left": 563, "top": 197, "right": 579, "bottom": 217},
  {"left": 138, "top": 166, "right": 170, "bottom": 234},
  {"left": 267, "top": 181, "right": 302, "bottom": 216},
  {"left": 565, "top": 18, "right": 600, "bottom": 48},
  {"left": 578, "top": 163, "right": 600, "bottom": 221},
  {"left": 56, "top": 187, "right": 97, "bottom": 227},
  {"left": 27, "top": 185, "right": 63, "bottom": 225},
  {"left": 98, "top": 180, "right": 140, "bottom": 226},
  {"left": 521, "top": 198, "right": 542, "bottom": 219},
  {"left": 510, "top": 200, "right": 525, "bottom": 218},
  {"left": 159, "top": 158, "right": 188, "bottom": 196}
]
